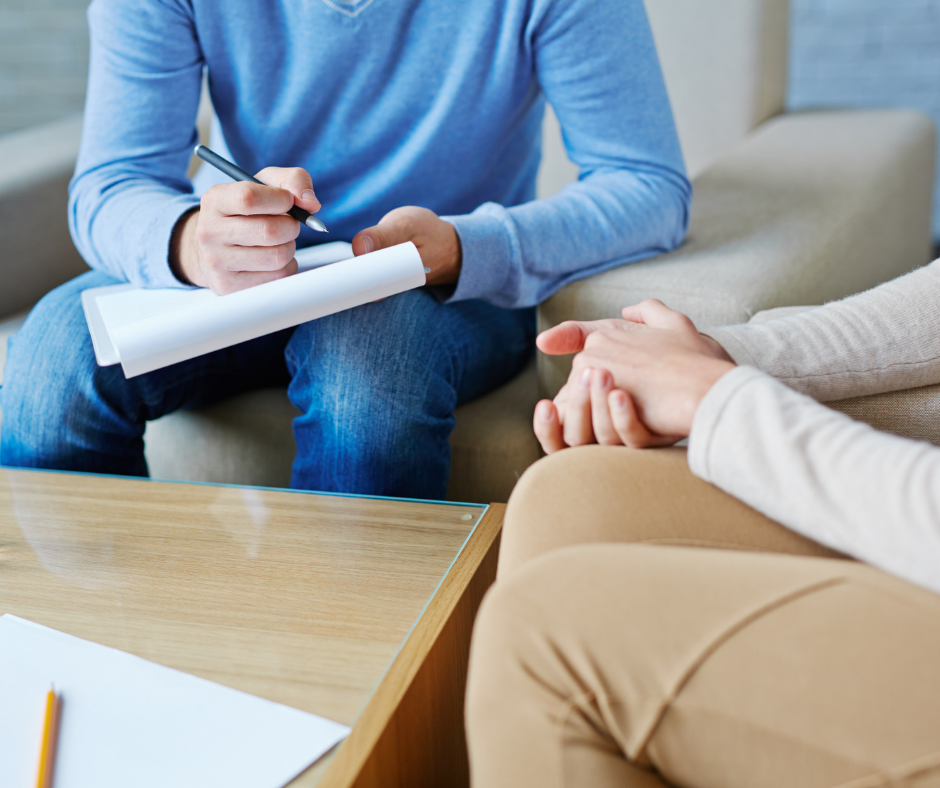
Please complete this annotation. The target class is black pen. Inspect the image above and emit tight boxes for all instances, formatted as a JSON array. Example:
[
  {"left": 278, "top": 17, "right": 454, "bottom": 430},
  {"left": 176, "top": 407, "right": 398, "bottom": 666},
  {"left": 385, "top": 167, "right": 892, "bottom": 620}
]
[{"left": 194, "top": 145, "right": 329, "bottom": 233}]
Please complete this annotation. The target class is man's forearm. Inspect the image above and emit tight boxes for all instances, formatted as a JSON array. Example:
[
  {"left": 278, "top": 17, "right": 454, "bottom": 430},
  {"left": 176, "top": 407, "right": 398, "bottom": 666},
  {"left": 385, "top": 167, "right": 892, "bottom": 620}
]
[
  {"left": 68, "top": 0, "right": 203, "bottom": 288},
  {"left": 443, "top": 169, "right": 690, "bottom": 309}
]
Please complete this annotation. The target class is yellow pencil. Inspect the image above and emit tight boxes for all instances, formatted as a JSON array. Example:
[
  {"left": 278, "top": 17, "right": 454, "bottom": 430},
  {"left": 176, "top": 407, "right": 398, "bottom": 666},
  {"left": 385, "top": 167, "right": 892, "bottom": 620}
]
[{"left": 35, "top": 684, "right": 60, "bottom": 788}]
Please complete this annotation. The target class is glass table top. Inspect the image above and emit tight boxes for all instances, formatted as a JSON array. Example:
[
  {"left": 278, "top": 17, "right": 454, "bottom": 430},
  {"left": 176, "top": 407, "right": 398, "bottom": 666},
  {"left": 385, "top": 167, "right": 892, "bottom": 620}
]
[{"left": 0, "top": 467, "right": 487, "bottom": 785}]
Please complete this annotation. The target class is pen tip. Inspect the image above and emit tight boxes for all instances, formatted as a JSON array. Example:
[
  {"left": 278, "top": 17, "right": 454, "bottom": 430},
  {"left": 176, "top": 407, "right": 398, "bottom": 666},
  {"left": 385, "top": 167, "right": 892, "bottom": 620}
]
[{"left": 304, "top": 216, "right": 329, "bottom": 233}]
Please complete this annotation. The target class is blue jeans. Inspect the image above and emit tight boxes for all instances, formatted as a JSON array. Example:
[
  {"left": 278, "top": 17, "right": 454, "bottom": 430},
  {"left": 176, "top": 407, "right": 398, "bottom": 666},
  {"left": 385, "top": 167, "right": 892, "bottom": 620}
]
[{"left": 0, "top": 271, "right": 535, "bottom": 499}]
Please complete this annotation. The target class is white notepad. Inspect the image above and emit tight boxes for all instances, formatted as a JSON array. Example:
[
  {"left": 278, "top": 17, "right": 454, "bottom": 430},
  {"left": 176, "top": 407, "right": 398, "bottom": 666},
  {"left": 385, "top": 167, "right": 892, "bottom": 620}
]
[
  {"left": 0, "top": 615, "right": 350, "bottom": 788},
  {"left": 81, "top": 241, "right": 426, "bottom": 378}
]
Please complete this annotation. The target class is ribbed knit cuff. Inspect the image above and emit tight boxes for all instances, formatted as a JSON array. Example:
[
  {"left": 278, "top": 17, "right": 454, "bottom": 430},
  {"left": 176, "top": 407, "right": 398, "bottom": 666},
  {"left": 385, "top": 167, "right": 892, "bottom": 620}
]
[
  {"left": 140, "top": 194, "right": 202, "bottom": 289},
  {"left": 701, "top": 326, "right": 760, "bottom": 368},
  {"left": 687, "top": 365, "right": 765, "bottom": 481},
  {"left": 441, "top": 203, "right": 516, "bottom": 303}
]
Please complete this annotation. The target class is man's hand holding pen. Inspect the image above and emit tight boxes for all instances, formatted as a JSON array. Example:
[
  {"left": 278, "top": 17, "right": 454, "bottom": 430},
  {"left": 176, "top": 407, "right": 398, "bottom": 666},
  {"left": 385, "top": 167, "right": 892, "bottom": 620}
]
[{"left": 170, "top": 167, "right": 320, "bottom": 295}]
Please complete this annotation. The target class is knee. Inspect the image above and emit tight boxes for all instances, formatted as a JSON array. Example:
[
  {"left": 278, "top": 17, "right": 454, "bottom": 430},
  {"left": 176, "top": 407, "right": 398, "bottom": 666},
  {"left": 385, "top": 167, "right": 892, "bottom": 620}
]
[
  {"left": 291, "top": 291, "right": 450, "bottom": 375},
  {"left": 499, "top": 446, "right": 694, "bottom": 577},
  {"left": 288, "top": 293, "right": 456, "bottom": 425},
  {"left": 469, "top": 547, "right": 617, "bottom": 729},
  {"left": 1, "top": 274, "right": 114, "bottom": 454},
  {"left": 500, "top": 446, "right": 620, "bottom": 576},
  {"left": 467, "top": 561, "right": 556, "bottom": 726},
  {"left": 5, "top": 280, "right": 97, "bottom": 394}
]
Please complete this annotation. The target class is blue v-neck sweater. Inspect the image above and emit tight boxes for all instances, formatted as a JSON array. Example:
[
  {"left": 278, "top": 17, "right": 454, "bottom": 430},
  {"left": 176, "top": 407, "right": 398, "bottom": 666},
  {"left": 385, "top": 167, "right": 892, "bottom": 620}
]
[{"left": 69, "top": 0, "right": 691, "bottom": 308}]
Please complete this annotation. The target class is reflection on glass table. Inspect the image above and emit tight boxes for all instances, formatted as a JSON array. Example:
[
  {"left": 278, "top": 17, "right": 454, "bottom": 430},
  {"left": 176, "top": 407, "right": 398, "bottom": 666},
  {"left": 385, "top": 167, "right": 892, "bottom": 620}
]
[{"left": 0, "top": 468, "right": 503, "bottom": 788}]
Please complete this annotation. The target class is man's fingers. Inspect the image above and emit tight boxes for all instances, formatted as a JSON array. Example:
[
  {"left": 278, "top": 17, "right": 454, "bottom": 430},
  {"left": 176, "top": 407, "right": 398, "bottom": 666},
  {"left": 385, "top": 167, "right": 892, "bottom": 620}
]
[
  {"left": 206, "top": 257, "right": 298, "bottom": 295},
  {"left": 209, "top": 181, "right": 296, "bottom": 217},
  {"left": 199, "top": 212, "right": 300, "bottom": 249},
  {"left": 351, "top": 226, "right": 384, "bottom": 256},
  {"left": 352, "top": 223, "right": 409, "bottom": 256},
  {"left": 590, "top": 369, "right": 620, "bottom": 445},
  {"left": 255, "top": 167, "right": 321, "bottom": 212},
  {"left": 352, "top": 206, "right": 423, "bottom": 256},
  {"left": 534, "top": 400, "right": 567, "bottom": 454},
  {"left": 211, "top": 239, "right": 297, "bottom": 273}
]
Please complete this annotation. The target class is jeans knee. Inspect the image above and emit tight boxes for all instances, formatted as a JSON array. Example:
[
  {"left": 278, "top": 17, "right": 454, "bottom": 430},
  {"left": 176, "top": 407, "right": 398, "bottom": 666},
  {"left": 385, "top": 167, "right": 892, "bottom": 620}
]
[{"left": 1, "top": 272, "right": 124, "bottom": 464}]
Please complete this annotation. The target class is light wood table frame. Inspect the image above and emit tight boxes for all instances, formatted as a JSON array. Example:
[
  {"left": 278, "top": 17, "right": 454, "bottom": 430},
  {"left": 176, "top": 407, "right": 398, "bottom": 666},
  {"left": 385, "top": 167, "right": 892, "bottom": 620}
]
[{"left": 0, "top": 469, "right": 504, "bottom": 787}]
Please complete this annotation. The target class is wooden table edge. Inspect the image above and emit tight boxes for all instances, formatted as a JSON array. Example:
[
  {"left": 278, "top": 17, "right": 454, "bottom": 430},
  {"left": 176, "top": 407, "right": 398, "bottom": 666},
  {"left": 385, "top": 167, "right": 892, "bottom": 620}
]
[{"left": 316, "top": 503, "right": 506, "bottom": 788}]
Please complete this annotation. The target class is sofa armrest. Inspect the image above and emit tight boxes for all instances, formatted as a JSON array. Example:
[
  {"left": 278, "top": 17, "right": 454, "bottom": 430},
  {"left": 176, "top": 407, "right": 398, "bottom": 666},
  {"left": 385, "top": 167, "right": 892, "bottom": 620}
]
[
  {"left": 0, "top": 114, "right": 88, "bottom": 319},
  {"left": 538, "top": 108, "right": 937, "bottom": 396}
]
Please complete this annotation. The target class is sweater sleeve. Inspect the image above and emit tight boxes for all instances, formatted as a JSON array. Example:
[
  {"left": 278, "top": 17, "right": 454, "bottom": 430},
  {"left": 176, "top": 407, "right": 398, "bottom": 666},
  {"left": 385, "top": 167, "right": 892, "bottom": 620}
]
[
  {"left": 704, "top": 259, "right": 940, "bottom": 401},
  {"left": 688, "top": 365, "right": 940, "bottom": 594},
  {"left": 68, "top": 0, "right": 203, "bottom": 288},
  {"left": 442, "top": 0, "right": 691, "bottom": 308}
]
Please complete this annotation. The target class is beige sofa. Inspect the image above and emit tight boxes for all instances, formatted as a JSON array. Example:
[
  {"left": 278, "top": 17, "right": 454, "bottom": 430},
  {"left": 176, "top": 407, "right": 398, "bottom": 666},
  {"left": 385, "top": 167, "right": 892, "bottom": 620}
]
[{"left": 0, "top": 0, "right": 937, "bottom": 501}]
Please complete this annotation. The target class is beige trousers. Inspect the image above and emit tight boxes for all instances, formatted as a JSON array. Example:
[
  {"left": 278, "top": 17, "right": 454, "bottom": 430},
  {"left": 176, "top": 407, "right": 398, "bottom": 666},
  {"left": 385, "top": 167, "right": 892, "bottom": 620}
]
[{"left": 466, "top": 447, "right": 940, "bottom": 788}]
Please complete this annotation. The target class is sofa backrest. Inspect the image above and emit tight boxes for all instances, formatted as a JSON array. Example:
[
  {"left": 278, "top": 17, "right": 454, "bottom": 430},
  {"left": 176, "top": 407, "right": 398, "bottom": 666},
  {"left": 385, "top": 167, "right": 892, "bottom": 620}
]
[
  {"left": 646, "top": 0, "right": 790, "bottom": 177},
  {"left": 536, "top": 0, "right": 789, "bottom": 196}
]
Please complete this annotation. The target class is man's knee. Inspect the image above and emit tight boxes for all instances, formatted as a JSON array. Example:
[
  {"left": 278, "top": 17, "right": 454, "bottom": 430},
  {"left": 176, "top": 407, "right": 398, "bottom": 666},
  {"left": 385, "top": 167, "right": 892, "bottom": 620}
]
[
  {"left": 288, "top": 291, "right": 457, "bottom": 422},
  {"left": 290, "top": 290, "right": 451, "bottom": 373},
  {"left": 5, "top": 273, "right": 106, "bottom": 391},
  {"left": 1, "top": 272, "right": 120, "bottom": 462}
]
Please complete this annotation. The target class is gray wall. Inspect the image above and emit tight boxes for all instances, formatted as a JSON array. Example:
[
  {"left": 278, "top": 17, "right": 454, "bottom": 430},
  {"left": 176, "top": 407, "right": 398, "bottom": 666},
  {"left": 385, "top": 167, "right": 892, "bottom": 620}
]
[
  {"left": 789, "top": 0, "right": 940, "bottom": 239},
  {"left": 0, "top": 0, "right": 89, "bottom": 136}
]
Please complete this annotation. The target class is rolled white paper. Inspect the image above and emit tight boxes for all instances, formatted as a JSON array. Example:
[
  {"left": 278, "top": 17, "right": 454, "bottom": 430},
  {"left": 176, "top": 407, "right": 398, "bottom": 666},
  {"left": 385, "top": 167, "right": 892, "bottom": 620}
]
[{"left": 94, "top": 242, "right": 426, "bottom": 378}]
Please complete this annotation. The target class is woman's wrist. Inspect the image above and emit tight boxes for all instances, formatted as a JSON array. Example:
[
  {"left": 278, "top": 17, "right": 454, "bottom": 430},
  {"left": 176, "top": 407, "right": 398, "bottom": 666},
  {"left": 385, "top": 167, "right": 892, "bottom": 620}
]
[
  {"left": 699, "top": 333, "right": 735, "bottom": 364},
  {"left": 681, "top": 358, "right": 737, "bottom": 434}
]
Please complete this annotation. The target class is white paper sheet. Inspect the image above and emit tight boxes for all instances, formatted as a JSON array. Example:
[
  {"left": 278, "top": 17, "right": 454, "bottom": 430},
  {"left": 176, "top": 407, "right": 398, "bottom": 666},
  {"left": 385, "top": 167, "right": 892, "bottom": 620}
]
[
  {"left": 82, "top": 241, "right": 425, "bottom": 378},
  {"left": 0, "top": 615, "right": 350, "bottom": 788}
]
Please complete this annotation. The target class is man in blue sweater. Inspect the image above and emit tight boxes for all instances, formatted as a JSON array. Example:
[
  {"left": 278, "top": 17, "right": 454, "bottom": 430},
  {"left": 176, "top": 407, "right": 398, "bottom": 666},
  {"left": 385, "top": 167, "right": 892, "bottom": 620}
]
[{"left": 1, "top": 0, "right": 690, "bottom": 499}]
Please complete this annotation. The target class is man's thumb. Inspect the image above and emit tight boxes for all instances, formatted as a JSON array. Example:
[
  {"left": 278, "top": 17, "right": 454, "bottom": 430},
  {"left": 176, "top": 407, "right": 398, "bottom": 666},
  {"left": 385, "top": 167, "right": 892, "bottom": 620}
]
[{"left": 353, "top": 223, "right": 409, "bottom": 256}]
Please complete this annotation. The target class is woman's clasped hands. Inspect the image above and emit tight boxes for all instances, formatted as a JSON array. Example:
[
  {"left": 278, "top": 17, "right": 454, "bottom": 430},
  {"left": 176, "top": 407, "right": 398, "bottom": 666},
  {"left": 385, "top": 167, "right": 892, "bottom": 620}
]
[{"left": 534, "top": 299, "right": 737, "bottom": 454}]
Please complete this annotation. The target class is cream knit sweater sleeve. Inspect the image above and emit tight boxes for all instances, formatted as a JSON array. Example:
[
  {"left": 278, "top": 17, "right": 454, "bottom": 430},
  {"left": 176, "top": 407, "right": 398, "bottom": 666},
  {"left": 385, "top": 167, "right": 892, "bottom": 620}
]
[
  {"left": 688, "top": 366, "right": 940, "bottom": 594},
  {"left": 705, "top": 259, "right": 940, "bottom": 401}
]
